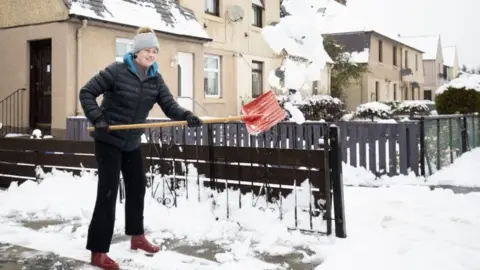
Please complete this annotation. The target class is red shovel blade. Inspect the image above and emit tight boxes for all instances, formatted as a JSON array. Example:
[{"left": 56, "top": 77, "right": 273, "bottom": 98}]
[{"left": 241, "top": 90, "right": 286, "bottom": 135}]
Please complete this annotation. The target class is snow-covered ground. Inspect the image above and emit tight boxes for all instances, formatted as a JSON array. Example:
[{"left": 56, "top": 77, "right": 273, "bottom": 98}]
[{"left": 1, "top": 148, "right": 480, "bottom": 269}]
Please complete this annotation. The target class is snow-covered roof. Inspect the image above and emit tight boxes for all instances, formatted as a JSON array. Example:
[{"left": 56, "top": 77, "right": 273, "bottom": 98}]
[
  {"left": 309, "top": 0, "right": 423, "bottom": 53},
  {"left": 66, "top": 0, "right": 210, "bottom": 40},
  {"left": 442, "top": 46, "right": 457, "bottom": 67},
  {"left": 436, "top": 73, "right": 480, "bottom": 94},
  {"left": 398, "top": 35, "right": 439, "bottom": 60}
]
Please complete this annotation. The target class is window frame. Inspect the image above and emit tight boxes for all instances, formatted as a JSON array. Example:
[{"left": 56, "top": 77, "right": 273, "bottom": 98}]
[
  {"left": 393, "top": 46, "right": 397, "bottom": 66},
  {"left": 205, "top": 0, "right": 220, "bottom": 16},
  {"left": 252, "top": 4, "right": 263, "bottom": 27},
  {"left": 204, "top": 54, "right": 221, "bottom": 98},
  {"left": 115, "top": 38, "right": 133, "bottom": 62},
  {"left": 378, "top": 40, "right": 383, "bottom": 63},
  {"left": 251, "top": 61, "right": 263, "bottom": 98}
]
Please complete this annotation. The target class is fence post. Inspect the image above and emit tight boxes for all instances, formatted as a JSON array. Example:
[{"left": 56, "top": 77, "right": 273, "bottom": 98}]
[
  {"left": 328, "top": 125, "right": 346, "bottom": 238},
  {"left": 419, "top": 117, "right": 425, "bottom": 177},
  {"left": 461, "top": 116, "right": 468, "bottom": 153}
]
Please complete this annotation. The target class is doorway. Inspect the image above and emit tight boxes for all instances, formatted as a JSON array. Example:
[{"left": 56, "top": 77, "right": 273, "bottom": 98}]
[
  {"left": 176, "top": 52, "right": 194, "bottom": 112},
  {"left": 29, "top": 39, "right": 52, "bottom": 130}
]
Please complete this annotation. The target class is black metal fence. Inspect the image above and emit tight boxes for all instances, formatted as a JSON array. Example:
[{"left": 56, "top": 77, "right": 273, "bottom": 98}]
[{"left": 418, "top": 114, "right": 480, "bottom": 176}]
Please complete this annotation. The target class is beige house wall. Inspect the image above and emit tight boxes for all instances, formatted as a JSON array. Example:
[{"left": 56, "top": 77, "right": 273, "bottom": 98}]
[
  {"left": 179, "top": 0, "right": 282, "bottom": 108},
  {"left": 0, "top": 0, "right": 68, "bottom": 28},
  {"left": 343, "top": 32, "right": 425, "bottom": 110},
  {"left": 0, "top": 22, "right": 75, "bottom": 134},
  {"left": 74, "top": 21, "right": 210, "bottom": 118},
  {"left": 1, "top": 0, "right": 295, "bottom": 135}
]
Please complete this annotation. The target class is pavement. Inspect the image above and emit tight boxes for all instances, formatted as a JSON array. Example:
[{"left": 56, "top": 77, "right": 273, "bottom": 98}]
[{"left": 0, "top": 220, "right": 321, "bottom": 270}]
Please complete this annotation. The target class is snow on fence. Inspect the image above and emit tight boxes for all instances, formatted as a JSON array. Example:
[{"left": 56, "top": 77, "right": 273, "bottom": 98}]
[{"left": 0, "top": 125, "right": 346, "bottom": 238}]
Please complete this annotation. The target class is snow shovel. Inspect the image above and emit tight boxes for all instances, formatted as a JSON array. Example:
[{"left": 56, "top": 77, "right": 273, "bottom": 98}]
[{"left": 86, "top": 90, "right": 286, "bottom": 135}]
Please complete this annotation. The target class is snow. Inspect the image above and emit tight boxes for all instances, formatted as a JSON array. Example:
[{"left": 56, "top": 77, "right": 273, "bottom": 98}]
[
  {"left": 442, "top": 46, "right": 457, "bottom": 67},
  {"left": 68, "top": 0, "right": 209, "bottom": 40},
  {"left": 283, "top": 102, "right": 306, "bottom": 124},
  {"left": 1, "top": 147, "right": 480, "bottom": 269},
  {"left": 262, "top": 0, "right": 332, "bottom": 93},
  {"left": 354, "top": 101, "right": 391, "bottom": 118},
  {"left": 427, "top": 148, "right": 480, "bottom": 187},
  {"left": 344, "top": 49, "right": 369, "bottom": 63},
  {"left": 436, "top": 72, "right": 480, "bottom": 94},
  {"left": 398, "top": 35, "right": 439, "bottom": 60},
  {"left": 305, "top": 0, "right": 423, "bottom": 54}
]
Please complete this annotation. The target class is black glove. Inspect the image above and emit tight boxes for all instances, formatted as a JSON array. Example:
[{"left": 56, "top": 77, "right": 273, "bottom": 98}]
[
  {"left": 185, "top": 114, "right": 203, "bottom": 128},
  {"left": 94, "top": 118, "right": 109, "bottom": 133}
]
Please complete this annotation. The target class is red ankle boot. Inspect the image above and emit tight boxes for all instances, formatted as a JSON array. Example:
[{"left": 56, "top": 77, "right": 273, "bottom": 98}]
[
  {"left": 131, "top": 234, "right": 160, "bottom": 254},
  {"left": 91, "top": 252, "right": 119, "bottom": 270}
]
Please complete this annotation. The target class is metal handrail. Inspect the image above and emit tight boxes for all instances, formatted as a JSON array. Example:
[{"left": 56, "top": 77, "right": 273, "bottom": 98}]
[{"left": 0, "top": 88, "right": 26, "bottom": 136}]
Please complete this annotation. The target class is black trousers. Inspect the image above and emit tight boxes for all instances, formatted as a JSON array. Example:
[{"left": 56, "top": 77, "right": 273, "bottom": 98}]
[{"left": 86, "top": 140, "right": 146, "bottom": 253}]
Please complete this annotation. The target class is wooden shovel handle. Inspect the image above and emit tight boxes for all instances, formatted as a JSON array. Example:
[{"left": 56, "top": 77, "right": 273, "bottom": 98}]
[{"left": 86, "top": 115, "right": 246, "bottom": 131}]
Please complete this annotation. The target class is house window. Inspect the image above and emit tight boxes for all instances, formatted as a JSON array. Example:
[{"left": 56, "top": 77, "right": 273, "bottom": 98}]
[
  {"left": 205, "top": 0, "right": 219, "bottom": 16},
  {"left": 378, "top": 40, "right": 383, "bottom": 62},
  {"left": 393, "top": 46, "right": 397, "bottom": 66},
  {"left": 411, "top": 87, "right": 415, "bottom": 100},
  {"left": 252, "top": 4, "right": 263, "bottom": 27},
  {"left": 393, "top": 84, "right": 397, "bottom": 100},
  {"left": 375, "top": 81, "right": 379, "bottom": 101},
  {"left": 115, "top": 38, "right": 132, "bottom": 62},
  {"left": 204, "top": 54, "right": 221, "bottom": 97},
  {"left": 424, "top": 90, "right": 432, "bottom": 100},
  {"left": 251, "top": 61, "right": 263, "bottom": 97},
  {"left": 405, "top": 50, "right": 409, "bottom": 68},
  {"left": 415, "top": 54, "right": 418, "bottom": 71},
  {"left": 404, "top": 86, "right": 408, "bottom": 100}
]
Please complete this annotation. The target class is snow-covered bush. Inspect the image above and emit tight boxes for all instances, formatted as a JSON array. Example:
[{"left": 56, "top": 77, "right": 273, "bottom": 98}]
[
  {"left": 277, "top": 94, "right": 345, "bottom": 121},
  {"left": 391, "top": 100, "right": 431, "bottom": 117},
  {"left": 352, "top": 102, "right": 392, "bottom": 120},
  {"left": 435, "top": 73, "right": 480, "bottom": 114}
]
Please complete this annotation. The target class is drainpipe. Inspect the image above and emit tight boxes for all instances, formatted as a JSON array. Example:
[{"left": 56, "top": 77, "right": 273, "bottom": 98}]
[{"left": 75, "top": 19, "right": 88, "bottom": 115}]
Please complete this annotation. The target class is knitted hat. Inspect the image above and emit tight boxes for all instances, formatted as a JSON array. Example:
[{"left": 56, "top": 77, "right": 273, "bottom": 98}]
[{"left": 132, "top": 26, "right": 159, "bottom": 54}]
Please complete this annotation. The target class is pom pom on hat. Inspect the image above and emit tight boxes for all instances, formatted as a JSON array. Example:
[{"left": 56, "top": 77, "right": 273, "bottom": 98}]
[{"left": 137, "top": 26, "right": 154, "bottom": 35}]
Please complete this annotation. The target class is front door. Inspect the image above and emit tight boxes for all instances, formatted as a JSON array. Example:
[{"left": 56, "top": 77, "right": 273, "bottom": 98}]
[
  {"left": 29, "top": 39, "right": 52, "bottom": 130},
  {"left": 176, "top": 52, "right": 194, "bottom": 112}
]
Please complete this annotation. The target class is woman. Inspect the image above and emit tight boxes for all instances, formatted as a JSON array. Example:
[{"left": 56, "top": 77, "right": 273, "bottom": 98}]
[{"left": 79, "top": 26, "right": 203, "bottom": 269}]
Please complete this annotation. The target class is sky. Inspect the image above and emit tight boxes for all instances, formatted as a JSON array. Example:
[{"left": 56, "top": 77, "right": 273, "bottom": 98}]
[{"left": 347, "top": 0, "right": 479, "bottom": 69}]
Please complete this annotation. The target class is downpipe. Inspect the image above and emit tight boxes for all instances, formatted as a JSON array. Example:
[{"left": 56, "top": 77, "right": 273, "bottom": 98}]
[{"left": 75, "top": 19, "right": 88, "bottom": 115}]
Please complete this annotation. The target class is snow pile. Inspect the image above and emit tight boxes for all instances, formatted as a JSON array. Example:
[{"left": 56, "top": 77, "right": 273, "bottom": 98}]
[
  {"left": 262, "top": 0, "right": 332, "bottom": 92},
  {"left": 0, "top": 166, "right": 331, "bottom": 268},
  {"left": 427, "top": 148, "right": 480, "bottom": 187},
  {"left": 68, "top": 0, "right": 209, "bottom": 40},
  {"left": 436, "top": 72, "right": 480, "bottom": 94},
  {"left": 315, "top": 185, "right": 480, "bottom": 270},
  {"left": 1, "top": 157, "right": 480, "bottom": 269}
]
